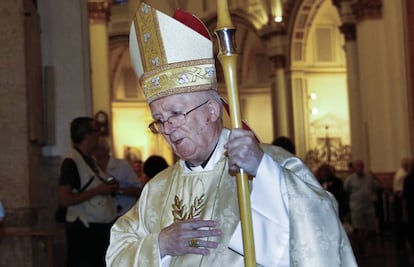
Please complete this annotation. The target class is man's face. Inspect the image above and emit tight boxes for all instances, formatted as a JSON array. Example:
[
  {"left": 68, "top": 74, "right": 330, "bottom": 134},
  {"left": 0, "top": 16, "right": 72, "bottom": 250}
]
[
  {"left": 132, "top": 160, "right": 143, "bottom": 175},
  {"left": 354, "top": 160, "right": 364, "bottom": 176},
  {"left": 149, "top": 92, "right": 221, "bottom": 165},
  {"left": 85, "top": 121, "right": 100, "bottom": 151}
]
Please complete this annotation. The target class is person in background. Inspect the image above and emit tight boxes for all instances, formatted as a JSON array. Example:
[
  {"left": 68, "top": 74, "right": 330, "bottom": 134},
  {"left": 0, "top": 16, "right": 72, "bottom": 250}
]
[
  {"left": 130, "top": 158, "right": 149, "bottom": 186},
  {"left": 105, "top": 4, "right": 356, "bottom": 266},
  {"left": 402, "top": 158, "right": 414, "bottom": 255},
  {"left": 58, "top": 117, "right": 118, "bottom": 267},
  {"left": 344, "top": 159, "right": 378, "bottom": 259},
  {"left": 272, "top": 136, "right": 296, "bottom": 155},
  {"left": 316, "top": 163, "right": 347, "bottom": 222},
  {"left": 143, "top": 155, "right": 169, "bottom": 180},
  {"left": 347, "top": 161, "right": 354, "bottom": 176},
  {"left": 394, "top": 157, "right": 410, "bottom": 194},
  {"left": 392, "top": 157, "right": 410, "bottom": 251},
  {"left": 92, "top": 138, "right": 143, "bottom": 217}
]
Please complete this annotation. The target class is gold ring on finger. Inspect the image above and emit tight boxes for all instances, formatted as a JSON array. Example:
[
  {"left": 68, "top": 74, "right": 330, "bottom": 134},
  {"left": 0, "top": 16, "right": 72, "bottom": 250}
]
[{"left": 188, "top": 239, "right": 199, "bottom": 248}]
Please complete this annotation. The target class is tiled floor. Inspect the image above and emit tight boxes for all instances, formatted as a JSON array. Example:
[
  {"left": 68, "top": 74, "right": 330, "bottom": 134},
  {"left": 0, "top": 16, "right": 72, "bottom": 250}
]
[
  {"left": 53, "top": 226, "right": 413, "bottom": 267},
  {"left": 351, "top": 232, "right": 414, "bottom": 267}
]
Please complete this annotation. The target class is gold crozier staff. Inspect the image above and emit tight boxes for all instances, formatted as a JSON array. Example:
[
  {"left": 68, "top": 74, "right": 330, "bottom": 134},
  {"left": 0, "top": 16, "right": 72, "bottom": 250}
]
[{"left": 214, "top": 1, "right": 256, "bottom": 266}]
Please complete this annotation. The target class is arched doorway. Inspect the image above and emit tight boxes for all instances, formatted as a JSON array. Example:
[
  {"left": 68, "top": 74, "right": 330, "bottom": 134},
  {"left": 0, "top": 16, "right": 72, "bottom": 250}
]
[{"left": 290, "top": 0, "right": 351, "bottom": 172}]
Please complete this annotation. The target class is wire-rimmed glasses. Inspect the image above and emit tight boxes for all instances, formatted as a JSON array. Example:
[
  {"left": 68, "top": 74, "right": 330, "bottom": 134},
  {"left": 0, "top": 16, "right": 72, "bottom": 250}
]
[{"left": 148, "top": 100, "right": 209, "bottom": 134}]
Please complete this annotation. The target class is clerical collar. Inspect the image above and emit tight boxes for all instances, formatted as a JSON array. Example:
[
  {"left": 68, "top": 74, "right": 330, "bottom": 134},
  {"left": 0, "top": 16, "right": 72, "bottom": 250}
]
[{"left": 185, "top": 142, "right": 218, "bottom": 170}]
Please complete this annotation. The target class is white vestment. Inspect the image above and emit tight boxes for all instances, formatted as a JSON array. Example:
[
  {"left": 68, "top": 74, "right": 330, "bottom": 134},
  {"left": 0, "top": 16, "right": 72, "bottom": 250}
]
[{"left": 106, "top": 129, "right": 357, "bottom": 266}]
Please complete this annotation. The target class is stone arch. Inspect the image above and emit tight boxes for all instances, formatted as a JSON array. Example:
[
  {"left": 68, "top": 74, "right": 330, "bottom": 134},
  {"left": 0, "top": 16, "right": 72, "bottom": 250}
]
[
  {"left": 287, "top": 0, "right": 326, "bottom": 65},
  {"left": 286, "top": 0, "right": 350, "bottom": 170}
]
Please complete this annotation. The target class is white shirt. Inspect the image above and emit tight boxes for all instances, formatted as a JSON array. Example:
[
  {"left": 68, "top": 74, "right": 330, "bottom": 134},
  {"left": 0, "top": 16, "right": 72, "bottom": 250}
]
[
  {"left": 107, "top": 157, "right": 142, "bottom": 216},
  {"left": 393, "top": 167, "right": 407, "bottom": 193}
]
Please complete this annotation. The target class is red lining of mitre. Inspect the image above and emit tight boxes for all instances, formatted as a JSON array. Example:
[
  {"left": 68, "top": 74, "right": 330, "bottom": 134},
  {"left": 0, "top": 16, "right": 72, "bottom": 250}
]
[{"left": 173, "top": 8, "right": 211, "bottom": 40}]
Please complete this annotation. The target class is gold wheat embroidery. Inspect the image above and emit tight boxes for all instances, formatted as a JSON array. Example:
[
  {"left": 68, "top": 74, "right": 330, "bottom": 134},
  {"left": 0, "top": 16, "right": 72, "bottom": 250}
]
[{"left": 172, "top": 194, "right": 206, "bottom": 222}]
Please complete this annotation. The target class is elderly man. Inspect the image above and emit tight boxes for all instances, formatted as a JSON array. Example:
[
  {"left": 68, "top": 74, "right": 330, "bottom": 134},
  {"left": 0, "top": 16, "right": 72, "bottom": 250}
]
[{"left": 106, "top": 3, "right": 357, "bottom": 267}]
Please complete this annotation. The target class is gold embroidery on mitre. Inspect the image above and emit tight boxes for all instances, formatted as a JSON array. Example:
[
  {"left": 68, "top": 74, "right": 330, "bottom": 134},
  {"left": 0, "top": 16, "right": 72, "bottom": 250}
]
[
  {"left": 134, "top": 3, "right": 166, "bottom": 73},
  {"left": 172, "top": 194, "right": 206, "bottom": 222},
  {"left": 140, "top": 59, "right": 216, "bottom": 103}
]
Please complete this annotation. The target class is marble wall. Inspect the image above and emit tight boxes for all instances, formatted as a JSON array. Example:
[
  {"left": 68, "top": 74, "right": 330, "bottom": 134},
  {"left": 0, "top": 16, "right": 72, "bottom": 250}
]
[
  {"left": 0, "top": 0, "right": 91, "bottom": 265},
  {"left": 0, "top": 0, "right": 42, "bottom": 266}
]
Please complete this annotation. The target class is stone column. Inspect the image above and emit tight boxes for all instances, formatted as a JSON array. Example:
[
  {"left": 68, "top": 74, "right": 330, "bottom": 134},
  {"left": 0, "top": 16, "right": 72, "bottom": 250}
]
[
  {"left": 260, "top": 25, "right": 293, "bottom": 140},
  {"left": 269, "top": 54, "right": 293, "bottom": 138},
  {"left": 0, "top": 0, "right": 46, "bottom": 265},
  {"left": 88, "top": 0, "right": 111, "bottom": 120},
  {"left": 337, "top": 0, "right": 364, "bottom": 161},
  {"left": 339, "top": 22, "right": 364, "bottom": 160},
  {"left": 337, "top": 0, "right": 392, "bottom": 167}
]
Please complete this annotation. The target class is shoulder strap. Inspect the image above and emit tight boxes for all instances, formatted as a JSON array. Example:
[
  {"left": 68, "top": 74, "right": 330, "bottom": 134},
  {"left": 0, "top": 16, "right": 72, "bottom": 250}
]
[{"left": 79, "top": 176, "right": 95, "bottom": 192}]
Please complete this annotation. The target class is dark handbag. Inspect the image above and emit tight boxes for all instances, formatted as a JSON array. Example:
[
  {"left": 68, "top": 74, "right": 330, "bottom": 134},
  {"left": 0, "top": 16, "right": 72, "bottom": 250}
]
[{"left": 55, "top": 206, "right": 67, "bottom": 223}]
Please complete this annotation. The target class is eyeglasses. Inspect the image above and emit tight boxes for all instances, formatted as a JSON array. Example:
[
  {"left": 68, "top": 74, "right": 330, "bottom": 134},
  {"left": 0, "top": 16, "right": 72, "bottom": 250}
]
[{"left": 148, "top": 100, "right": 209, "bottom": 134}]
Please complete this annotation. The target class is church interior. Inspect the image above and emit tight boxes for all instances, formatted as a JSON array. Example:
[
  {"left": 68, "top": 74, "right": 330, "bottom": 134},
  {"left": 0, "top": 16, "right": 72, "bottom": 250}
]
[{"left": 0, "top": 0, "right": 413, "bottom": 266}]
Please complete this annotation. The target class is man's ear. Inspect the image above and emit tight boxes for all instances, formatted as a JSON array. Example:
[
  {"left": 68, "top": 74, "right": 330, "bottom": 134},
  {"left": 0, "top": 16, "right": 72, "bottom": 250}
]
[{"left": 207, "top": 100, "right": 220, "bottom": 122}]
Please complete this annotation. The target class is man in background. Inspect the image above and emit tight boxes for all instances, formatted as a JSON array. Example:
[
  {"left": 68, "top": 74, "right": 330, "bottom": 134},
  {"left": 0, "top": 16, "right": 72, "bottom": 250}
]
[
  {"left": 272, "top": 136, "right": 296, "bottom": 155},
  {"left": 392, "top": 157, "right": 410, "bottom": 251},
  {"left": 92, "top": 137, "right": 143, "bottom": 217},
  {"left": 58, "top": 117, "right": 118, "bottom": 267},
  {"left": 143, "top": 155, "right": 169, "bottom": 180},
  {"left": 344, "top": 159, "right": 378, "bottom": 259}
]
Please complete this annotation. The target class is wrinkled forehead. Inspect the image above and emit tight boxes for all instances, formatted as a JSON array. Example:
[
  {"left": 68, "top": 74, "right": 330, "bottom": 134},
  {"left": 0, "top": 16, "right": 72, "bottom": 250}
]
[{"left": 149, "top": 91, "right": 206, "bottom": 112}]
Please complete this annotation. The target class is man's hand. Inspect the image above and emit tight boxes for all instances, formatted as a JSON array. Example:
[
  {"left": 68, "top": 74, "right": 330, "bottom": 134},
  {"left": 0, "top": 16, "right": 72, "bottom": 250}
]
[
  {"left": 158, "top": 218, "right": 222, "bottom": 257},
  {"left": 95, "top": 182, "right": 119, "bottom": 195},
  {"left": 225, "top": 128, "right": 264, "bottom": 177},
  {"left": 59, "top": 182, "right": 119, "bottom": 207}
]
